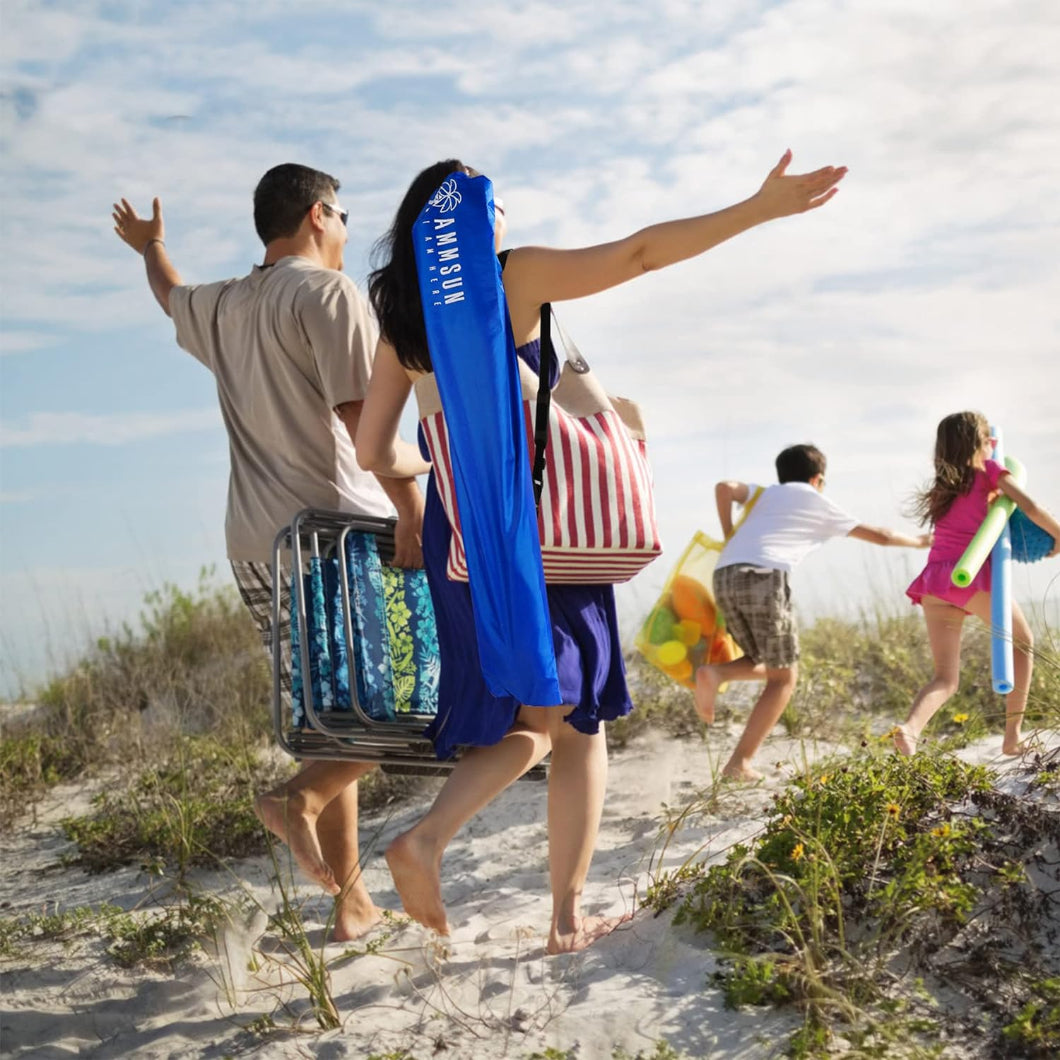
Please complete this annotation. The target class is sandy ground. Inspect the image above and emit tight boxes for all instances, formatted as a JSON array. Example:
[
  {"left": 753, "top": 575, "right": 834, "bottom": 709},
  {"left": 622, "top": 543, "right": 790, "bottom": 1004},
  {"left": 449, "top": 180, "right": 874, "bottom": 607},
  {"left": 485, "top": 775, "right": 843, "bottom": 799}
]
[{"left": 1, "top": 722, "right": 1055, "bottom": 1060}]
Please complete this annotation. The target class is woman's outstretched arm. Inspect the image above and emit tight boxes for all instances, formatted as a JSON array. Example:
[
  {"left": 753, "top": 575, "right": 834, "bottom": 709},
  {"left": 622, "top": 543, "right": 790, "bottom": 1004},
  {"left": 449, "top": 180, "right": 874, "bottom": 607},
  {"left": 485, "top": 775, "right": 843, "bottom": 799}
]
[{"left": 502, "top": 150, "right": 845, "bottom": 337}]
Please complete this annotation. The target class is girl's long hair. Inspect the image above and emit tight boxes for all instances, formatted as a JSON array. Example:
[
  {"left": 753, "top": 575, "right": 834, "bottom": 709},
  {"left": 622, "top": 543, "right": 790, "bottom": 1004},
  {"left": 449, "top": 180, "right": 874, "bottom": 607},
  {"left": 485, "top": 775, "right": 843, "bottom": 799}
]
[
  {"left": 913, "top": 410, "right": 990, "bottom": 525},
  {"left": 368, "top": 159, "right": 465, "bottom": 374}
]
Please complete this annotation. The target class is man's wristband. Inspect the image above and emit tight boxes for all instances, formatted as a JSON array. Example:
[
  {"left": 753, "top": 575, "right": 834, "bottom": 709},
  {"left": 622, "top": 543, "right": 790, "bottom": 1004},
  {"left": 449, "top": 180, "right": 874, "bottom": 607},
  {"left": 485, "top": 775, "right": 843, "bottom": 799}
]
[{"left": 143, "top": 238, "right": 165, "bottom": 255}]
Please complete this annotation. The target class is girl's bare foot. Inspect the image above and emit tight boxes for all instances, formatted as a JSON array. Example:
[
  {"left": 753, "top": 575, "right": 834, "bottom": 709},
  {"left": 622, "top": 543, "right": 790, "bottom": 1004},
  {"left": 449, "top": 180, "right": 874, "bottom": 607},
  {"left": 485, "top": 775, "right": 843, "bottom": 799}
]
[
  {"left": 547, "top": 912, "right": 631, "bottom": 955},
  {"left": 893, "top": 725, "right": 918, "bottom": 757},
  {"left": 385, "top": 830, "right": 449, "bottom": 935},
  {"left": 693, "top": 665, "right": 722, "bottom": 724},
  {"left": 254, "top": 791, "right": 339, "bottom": 895}
]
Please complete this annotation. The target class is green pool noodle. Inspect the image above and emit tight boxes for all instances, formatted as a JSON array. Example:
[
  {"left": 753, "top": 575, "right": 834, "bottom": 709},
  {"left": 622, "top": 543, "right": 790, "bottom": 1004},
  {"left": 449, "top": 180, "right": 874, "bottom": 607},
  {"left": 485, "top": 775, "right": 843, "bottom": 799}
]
[{"left": 951, "top": 455, "right": 1026, "bottom": 587}]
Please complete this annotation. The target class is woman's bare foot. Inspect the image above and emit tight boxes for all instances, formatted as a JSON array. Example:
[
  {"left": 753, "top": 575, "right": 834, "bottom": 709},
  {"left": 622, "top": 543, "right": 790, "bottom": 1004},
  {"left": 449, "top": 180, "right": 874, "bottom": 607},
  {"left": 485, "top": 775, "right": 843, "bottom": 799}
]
[
  {"left": 721, "top": 760, "right": 763, "bottom": 782},
  {"left": 693, "top": 665, "right": 722, "bottom": 724},
  {"left": 385, "top": 830, "right": 449, "bottom": 935},
  {"left": 1001, "top": 737, "right": 1028, "bottom": 756},
  {"left": 547, "top": 912, "right": 631, "bottom": 955},
  {"left": 332, "top": 902, "right": 385, "bottom": 943},
  {"left": 254, "top": 790, "right": 339, "bottom": 895},
  {"left": 893, "top": 725, "right": 918, "bottom": 757}
]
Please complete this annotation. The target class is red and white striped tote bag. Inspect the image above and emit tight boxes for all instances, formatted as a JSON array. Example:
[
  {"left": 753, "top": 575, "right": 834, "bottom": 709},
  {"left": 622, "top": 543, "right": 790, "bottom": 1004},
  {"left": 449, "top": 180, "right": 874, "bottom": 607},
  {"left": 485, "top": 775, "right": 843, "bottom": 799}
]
[{"left": 415, "top": 321, "right": 662, "bottom": 584}]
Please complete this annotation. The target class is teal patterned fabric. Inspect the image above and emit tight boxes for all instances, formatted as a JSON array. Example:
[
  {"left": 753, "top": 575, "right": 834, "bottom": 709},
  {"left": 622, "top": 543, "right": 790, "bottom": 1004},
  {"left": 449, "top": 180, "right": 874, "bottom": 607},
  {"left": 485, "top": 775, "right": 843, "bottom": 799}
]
[{"left": 289, "top": 531, "right": 440, "bottom": 727}]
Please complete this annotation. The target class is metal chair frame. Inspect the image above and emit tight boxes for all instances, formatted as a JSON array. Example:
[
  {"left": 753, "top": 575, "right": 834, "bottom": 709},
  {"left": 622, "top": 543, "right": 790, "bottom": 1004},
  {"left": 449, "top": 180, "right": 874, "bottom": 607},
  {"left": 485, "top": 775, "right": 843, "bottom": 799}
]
[{"left": 271, "top": 508, "right": 545, "bottom": 780}]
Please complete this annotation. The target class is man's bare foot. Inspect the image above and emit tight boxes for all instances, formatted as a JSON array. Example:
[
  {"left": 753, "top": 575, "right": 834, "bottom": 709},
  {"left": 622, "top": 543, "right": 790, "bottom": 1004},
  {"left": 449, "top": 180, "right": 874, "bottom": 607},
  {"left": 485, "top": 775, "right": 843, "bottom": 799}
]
[
  {"left": 254, "top": 791, "right": 339, "bottom": 895},
  {"left": 547, "top": 912, "right": 632, "bottom": 955},
  {"left": 332, "top": 903, "right": 385, "bottom": 943},
  {"left": 893, "top": 725, "right": 918, "bottom": 757},
  {"left": 721, "top": 761, "right": 763, "bottom": 782},
  {"left": 694, "top": 665, "right": 721, "bottom": 724},
  {"left": 385, "top": 830, "right": 449, "bottom": 935}
]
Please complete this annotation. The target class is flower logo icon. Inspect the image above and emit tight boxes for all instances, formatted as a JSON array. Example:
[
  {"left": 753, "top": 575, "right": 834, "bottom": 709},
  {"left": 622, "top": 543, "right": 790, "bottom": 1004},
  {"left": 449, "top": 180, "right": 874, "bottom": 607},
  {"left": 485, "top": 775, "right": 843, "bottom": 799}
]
[{"left": 429, "top": 179, "right": 462, "bottom": 212}]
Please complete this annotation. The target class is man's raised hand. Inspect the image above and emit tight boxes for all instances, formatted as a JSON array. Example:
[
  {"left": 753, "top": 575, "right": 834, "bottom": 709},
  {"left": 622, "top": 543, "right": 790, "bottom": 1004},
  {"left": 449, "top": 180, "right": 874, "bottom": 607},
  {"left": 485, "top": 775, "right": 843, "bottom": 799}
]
[{"left": 113, "top": 197, "right": 164, "bottom": 254}]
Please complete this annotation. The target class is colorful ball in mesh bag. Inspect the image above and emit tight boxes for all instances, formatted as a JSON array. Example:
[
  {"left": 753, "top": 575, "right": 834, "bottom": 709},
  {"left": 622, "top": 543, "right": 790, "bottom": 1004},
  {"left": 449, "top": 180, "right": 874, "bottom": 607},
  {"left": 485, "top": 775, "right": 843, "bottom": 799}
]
[{"left": 1009, "top": 508, "right": 1054, "bottom": 563}]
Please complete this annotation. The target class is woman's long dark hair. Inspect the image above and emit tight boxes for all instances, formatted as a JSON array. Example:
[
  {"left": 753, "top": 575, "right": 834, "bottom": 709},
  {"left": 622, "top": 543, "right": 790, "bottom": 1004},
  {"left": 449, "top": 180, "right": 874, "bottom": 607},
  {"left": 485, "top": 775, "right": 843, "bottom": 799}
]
[
  {"left": 368, "top": 159, "right": 466, "bottom": 374},
  {"left": 912, "top": 410, "right": 991, "bottom": 526}
]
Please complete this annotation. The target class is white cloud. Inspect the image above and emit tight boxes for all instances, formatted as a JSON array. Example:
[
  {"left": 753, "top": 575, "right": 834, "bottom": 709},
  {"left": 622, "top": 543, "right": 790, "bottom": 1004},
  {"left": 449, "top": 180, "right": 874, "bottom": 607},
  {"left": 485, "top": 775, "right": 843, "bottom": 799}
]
[
  {"left": 0, "top": 409, "right": 220, "bottom": 447},
  {"left": 2, "top": 0, "right": 1059, "bottom": 688}
]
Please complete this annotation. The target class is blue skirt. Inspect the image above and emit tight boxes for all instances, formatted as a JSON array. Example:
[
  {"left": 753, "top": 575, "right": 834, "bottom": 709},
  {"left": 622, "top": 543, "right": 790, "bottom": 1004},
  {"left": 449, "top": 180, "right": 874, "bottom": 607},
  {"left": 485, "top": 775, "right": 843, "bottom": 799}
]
[{"left": 421, "top": 469, "right": 633, "bottom": 760}]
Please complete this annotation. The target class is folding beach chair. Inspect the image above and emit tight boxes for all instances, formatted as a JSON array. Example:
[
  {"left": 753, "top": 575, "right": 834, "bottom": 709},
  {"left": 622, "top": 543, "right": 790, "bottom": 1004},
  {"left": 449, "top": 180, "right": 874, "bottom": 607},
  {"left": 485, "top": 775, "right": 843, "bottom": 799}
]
[{"left": 271, "top": 508, "right": 546, "bottom": 779}]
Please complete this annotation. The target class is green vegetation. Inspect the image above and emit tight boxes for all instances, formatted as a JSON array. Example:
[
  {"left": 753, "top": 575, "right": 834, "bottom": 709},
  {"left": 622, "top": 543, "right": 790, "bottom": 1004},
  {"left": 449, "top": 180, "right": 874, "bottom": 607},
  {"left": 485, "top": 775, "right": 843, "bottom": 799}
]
[
  {"left": 1, "top": 573, "right": 271, "bottom": 825},
  {"left": 0, "top": 895, "right": 229, "bottom": 970},
  {"left": 649, "top": 748, "right": 1060, "bottom": 1057},
  {"left": 60, "top": 736, "right": 287, "bottom": 877}
]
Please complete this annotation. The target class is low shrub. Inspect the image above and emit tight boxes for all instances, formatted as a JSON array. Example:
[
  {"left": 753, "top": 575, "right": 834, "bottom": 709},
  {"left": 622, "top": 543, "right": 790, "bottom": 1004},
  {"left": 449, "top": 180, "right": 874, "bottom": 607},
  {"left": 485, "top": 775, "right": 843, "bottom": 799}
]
[{"left": 658, "top": 749, "right": 1060, "bottom": 1057}]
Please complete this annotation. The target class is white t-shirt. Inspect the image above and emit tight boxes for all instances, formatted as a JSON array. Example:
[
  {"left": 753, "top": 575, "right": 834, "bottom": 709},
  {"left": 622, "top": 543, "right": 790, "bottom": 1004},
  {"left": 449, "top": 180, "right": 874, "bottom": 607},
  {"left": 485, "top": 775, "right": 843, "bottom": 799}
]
[
  {"left": 717, "top": 482, "right": 859, "bottom": 573},
  {"left": 170, "top": 256, "right": 392, "bottom": 562}
]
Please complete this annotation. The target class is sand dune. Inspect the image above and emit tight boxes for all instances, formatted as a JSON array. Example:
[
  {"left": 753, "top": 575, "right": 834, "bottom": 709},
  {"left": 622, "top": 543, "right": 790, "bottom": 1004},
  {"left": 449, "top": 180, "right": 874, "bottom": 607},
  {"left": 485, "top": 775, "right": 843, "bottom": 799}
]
[{"left": 1, "top": 724, "right": 1054, "bottom": 1059}]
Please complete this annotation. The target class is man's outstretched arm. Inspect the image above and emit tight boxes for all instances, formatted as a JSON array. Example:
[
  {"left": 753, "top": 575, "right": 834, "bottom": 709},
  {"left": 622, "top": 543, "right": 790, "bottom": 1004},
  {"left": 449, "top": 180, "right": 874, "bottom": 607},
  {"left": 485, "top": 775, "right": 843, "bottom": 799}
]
[{"left": 113, "top": 197, "right": 182, "bottom": 316}]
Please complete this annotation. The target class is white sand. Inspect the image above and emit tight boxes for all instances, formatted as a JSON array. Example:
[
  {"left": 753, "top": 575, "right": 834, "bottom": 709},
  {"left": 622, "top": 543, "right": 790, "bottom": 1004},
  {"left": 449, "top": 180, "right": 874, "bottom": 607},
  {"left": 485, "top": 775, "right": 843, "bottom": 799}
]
[{"left": 1, "top": 724, "right": 1054, "bottom": 1059}]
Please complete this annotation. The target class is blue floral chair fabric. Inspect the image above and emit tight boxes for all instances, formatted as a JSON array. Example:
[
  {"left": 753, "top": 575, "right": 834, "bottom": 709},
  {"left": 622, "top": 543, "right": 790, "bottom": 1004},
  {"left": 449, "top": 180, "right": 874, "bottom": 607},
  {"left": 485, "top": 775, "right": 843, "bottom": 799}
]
[{"left": 290, "top": 531, "right": 439, "bottom": 727}]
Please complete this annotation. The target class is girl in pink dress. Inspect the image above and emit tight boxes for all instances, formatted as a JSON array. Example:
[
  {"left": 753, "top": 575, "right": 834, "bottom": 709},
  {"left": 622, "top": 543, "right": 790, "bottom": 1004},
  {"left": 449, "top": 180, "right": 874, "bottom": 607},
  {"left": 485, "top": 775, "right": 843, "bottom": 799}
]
[{"left": 897, "top": 411, "right": 1060, "bottom": 755}]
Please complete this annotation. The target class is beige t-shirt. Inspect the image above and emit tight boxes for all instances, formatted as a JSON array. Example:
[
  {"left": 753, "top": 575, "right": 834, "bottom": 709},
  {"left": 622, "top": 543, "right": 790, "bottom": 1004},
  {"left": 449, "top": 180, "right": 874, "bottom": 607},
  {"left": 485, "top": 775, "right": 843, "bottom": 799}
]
[{"left": 170, "top": 255, "right": 392, "bottom": 562}]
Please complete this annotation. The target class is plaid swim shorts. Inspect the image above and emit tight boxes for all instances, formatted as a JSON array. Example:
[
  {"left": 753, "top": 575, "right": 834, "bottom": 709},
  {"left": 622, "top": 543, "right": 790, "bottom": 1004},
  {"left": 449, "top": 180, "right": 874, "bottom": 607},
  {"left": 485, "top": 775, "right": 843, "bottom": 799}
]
[
  {"left": 231, "top": 560, "right": 291, "bottom": 697},
  {"left": 713, "top": 564, "right": 799, "bottom": 669}
]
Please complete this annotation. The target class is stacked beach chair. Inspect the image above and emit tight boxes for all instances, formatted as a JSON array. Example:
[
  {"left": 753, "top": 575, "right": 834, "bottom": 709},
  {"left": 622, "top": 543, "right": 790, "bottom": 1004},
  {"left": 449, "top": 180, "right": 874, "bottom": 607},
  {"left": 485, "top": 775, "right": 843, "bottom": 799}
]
[{"left": 271, "top": 508, "right": 545, "bottom": 779}]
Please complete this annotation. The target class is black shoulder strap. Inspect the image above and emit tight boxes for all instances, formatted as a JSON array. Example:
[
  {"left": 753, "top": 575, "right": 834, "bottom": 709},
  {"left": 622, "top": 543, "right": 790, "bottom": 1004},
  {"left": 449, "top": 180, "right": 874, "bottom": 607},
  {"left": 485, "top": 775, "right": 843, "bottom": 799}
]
[
  {"left": 531, "top": 304, "right": 554, "bottom": 508},
  {"left": 498, "top": 249, "right": 512, "bottom": 269}
]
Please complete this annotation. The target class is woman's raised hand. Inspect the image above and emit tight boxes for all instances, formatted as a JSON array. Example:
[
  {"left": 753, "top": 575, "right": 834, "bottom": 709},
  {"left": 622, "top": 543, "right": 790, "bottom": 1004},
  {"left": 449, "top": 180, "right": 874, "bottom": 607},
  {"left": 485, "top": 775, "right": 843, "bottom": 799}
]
[{"left": 753, "top": 150, "right": 847, "bottom": 219}]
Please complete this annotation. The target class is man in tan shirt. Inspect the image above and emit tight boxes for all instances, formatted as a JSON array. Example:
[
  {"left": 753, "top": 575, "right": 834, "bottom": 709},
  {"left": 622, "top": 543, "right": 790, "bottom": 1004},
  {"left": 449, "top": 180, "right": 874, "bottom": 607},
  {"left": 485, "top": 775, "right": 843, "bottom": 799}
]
[{"left": 113, "top": 163, "right": 429, "bottom": 940}]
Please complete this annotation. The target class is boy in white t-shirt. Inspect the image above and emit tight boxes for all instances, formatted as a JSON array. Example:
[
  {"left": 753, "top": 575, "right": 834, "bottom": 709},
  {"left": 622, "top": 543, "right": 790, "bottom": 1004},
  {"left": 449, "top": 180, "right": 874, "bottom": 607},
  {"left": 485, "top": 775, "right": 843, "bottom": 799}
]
[{"left": 696, "top": 444, "right": 929, "bottom": 780}]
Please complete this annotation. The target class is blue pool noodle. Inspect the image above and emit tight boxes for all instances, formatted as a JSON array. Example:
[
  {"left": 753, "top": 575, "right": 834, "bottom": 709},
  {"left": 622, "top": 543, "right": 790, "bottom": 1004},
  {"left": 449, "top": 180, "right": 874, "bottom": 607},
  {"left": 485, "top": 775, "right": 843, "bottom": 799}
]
[{"left": 990, "top": 428, "right": 1014, "bottom": 695}]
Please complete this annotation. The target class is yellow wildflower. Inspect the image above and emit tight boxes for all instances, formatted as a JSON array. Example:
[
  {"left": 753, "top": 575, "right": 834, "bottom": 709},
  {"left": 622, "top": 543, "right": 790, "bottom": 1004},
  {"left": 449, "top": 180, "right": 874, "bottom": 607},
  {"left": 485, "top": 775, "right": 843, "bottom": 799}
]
[
  {"left": 953, "top": 713, "right": 969, "bottom": 724},
  {"left": 886, "top": 803, "right": 901, "bottom": 817},
  {"left": 882, "top": 726, "right": 901, "bottom": 742},
  {"left": 931, "top": 824, "right": 951, "bottom": 838},
  {"left": 819, "top": 775, "right": 829, "bottom": 785},
  {"left": 791, "top": 843, "right": 805, "bottom": 862}
]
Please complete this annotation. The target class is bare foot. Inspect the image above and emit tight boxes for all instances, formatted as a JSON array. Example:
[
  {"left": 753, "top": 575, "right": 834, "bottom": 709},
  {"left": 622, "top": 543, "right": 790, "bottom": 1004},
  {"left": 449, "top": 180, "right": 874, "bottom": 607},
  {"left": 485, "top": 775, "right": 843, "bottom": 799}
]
[
  {"left": 892, "top": 725, "right": 918, "bottom": 757},
  {"left": 332, "top": 903, "right": 385, "bottom": 943},
  {"left": 1001, "top": 738, "right": 1028, "bottom": 756},
  {"left": 254, "top": 791, "right": 339, "bottom": 896},
  {"left": 721, "top": 762, "right": 763, "bottom": 782},
  {"left": 385, "top": 830, "right": 449, "bottom": 935},
  {"left": 547, "top": 912, "right": 632, "bottom": 955},
  {"left": 693, "top": 665, "right": 721, "bottom": 724}
]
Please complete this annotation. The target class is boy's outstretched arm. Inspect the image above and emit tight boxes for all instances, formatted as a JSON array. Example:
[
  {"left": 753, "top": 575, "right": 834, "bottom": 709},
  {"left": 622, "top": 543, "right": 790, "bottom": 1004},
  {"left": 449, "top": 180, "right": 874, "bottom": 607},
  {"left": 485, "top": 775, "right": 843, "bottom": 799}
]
[
  {"left": 715, "top": 480, "right": 750, "bottom": 540},
  {"left": 848, "top": 524, "right": 931, "bottom": 549}
]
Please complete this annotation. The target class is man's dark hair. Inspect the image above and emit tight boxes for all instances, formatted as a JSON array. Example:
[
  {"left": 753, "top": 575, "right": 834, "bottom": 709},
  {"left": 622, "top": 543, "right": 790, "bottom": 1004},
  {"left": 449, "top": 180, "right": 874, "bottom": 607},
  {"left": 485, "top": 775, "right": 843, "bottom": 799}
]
[
  {"left": 775, "top": 443, "right": 827, "bottom": 484},
  {"left": 253, "top": 163, "right": 340, "bottom": 245}
]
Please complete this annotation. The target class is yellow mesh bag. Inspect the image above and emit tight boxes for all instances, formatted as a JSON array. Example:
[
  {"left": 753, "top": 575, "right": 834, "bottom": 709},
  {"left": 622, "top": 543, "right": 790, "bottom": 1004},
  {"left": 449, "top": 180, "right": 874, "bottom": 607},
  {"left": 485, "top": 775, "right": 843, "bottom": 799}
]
[
  {"left": 635, "top": 488, "right": 762, "bottom": 690},
  {"left": 634, "top": 532, "right": 739, "bottom": 688}
]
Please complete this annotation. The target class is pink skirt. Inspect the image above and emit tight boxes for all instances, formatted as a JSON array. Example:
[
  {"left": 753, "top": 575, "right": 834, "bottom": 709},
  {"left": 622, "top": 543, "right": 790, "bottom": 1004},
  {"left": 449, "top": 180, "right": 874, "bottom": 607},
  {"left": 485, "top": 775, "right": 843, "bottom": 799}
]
[{"left": 906, "top": 557, "right": 991, "bottom": 613}]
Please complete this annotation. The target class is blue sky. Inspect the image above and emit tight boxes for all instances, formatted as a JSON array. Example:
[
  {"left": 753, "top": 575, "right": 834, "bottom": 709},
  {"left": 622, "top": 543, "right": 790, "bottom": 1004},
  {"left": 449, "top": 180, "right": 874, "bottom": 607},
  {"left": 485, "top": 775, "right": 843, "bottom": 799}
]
[{"left": 2, "top": 0, "right": 1059, "bottom": 697}]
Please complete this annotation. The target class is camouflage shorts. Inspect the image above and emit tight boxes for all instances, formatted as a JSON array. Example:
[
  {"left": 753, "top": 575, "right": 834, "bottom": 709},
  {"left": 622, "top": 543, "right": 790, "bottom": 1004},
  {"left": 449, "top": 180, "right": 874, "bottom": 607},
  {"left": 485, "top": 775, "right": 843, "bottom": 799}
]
[{"left": 713, "top": 564, "right": 799, "bottom": 669}]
